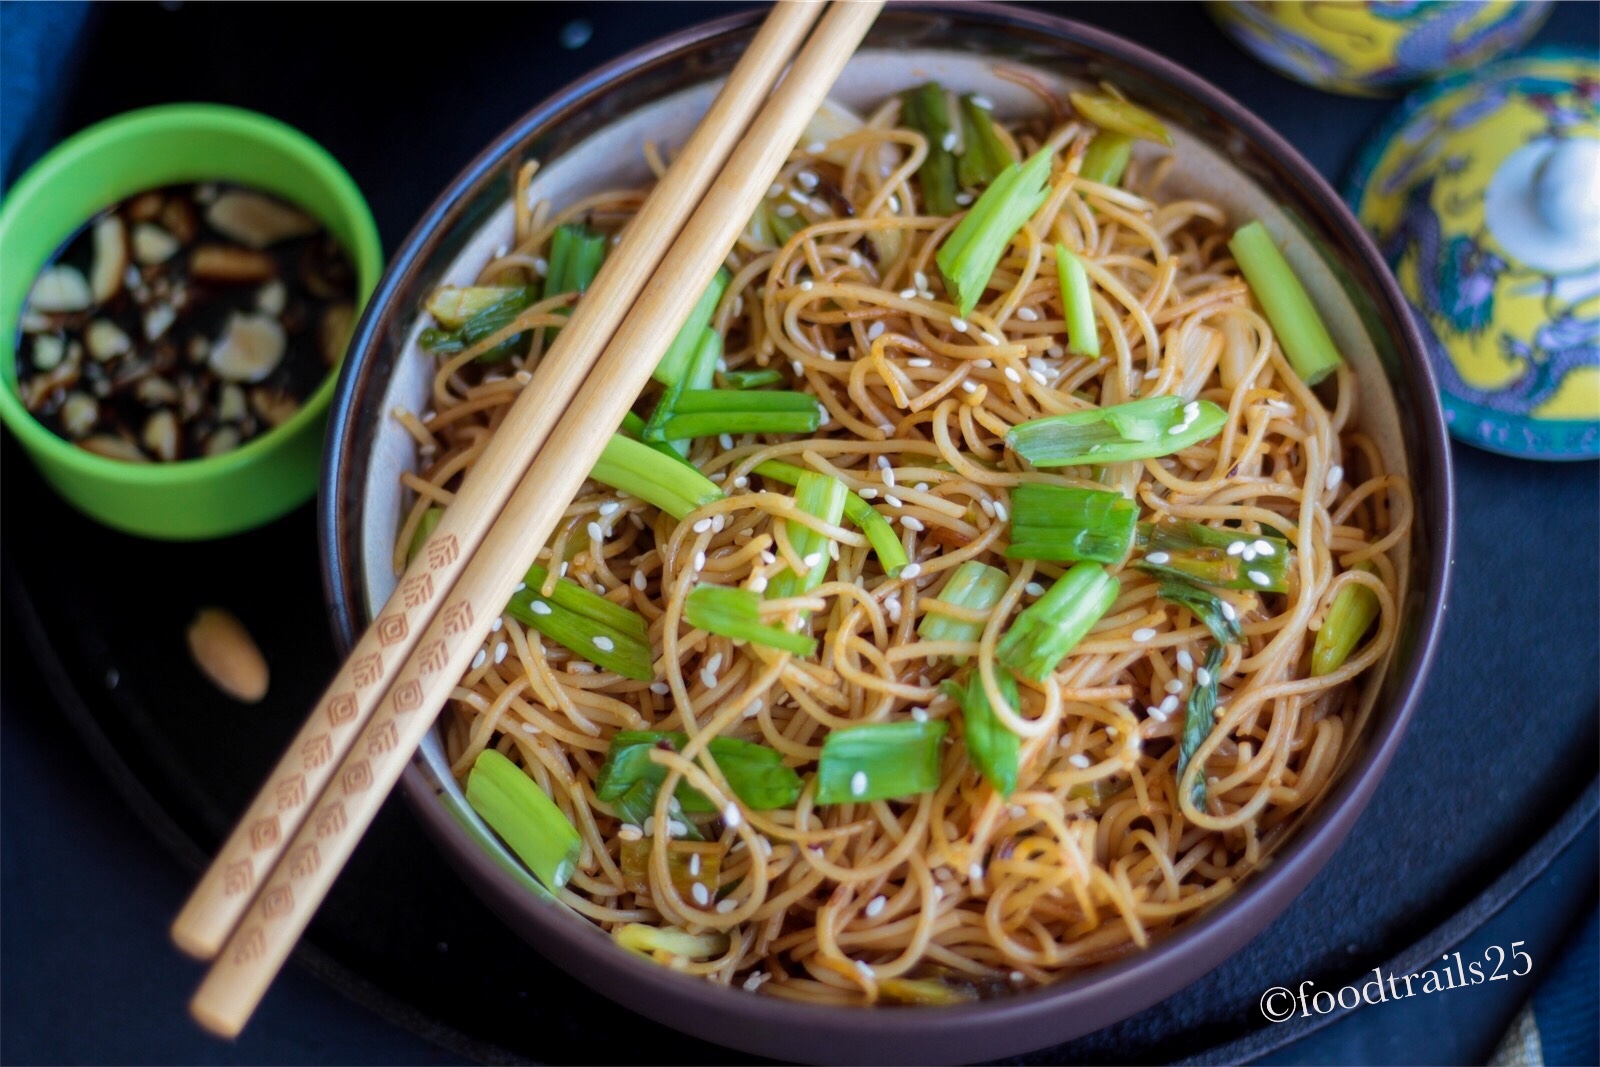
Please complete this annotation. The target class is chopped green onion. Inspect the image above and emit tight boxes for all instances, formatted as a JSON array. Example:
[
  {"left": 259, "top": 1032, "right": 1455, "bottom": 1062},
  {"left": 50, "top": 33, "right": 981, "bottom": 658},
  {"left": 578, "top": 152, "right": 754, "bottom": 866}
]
[
  {"left": 684, "top": 584, "right": 818, "bottom": 656},
  {"left": 815, "top": 720, "right": 949, "bottom": 804},
  {"left": 956, "top": 94, "right": 1013, "bottom": 189},
  {"left": 941, "top": 669, "right": 1021, "bottom": 797},
  {"left": 652, "top": 269, "right": 731, "bottom": 385},
  {"left": 1177, "top": 643, "right": 1224, "bottom": 812},
  {"left": 1055, "top": 245, "right": 1100, "bottom": 358},
  {"left": 596, "top": 731, "right": 802, "bottom": 824},
  {"left": 1068, "top": 91, "right": 1173, "bottom": 146},
  {"left": 917, "top": 560, "right": 1010, "bottom": 654},
  {"left": 506, "top": 563, "right": 654, "bottom": 681},
  {"left": 1311, "top": 563, "right": 1380, "bottom": 676},
  {"left": 1156, "top": 576, "right": 1242, "bottom": 646},
  {"left": 996, "top": 561, "right": 1119, "bottom": 681},
  {"left": 543, "top": 223, "right": 607, "bottom": 301},
  {"left": 900, "top": 82, "right": 960, "bottom": 216},
  {"left": 465, "top": 749, "right": 581, "bottom": 890},
  {"left": 763, "top": 197, "right": 805, "bottom": 246},
  {"left": 427, "top": 286, "right": 520, "bottom": 330},
  {"left": 615, "top": 923, "right": 729, "bottom": 959},
  {"left": 1007, "top": 395, "right": 1228, "bottom": 468},
  {"left": 754, "top": 460, "right": 909, "bottom": 577},
  {"left": 766, "top": 471, "right": 848, "bottom": 600},
  {"left": 590, "top": 433, "right": 724, "bottom": 520},
  {"left": 1228, "top": 221, "right": 1343, "bottom": 386},
  {"left": 419, "top": 286, "right": 536, "bottom": 363},
  {"left": 1137, "top": 520, "right": 1291, "bottom": 593},
  {"left": 936, "top": 148, "right": 1054, "bottom": 316},
  {"left": 723, "top": 367, "right": 785, "bottom": 389},
  {"left": 406, "top": 506, "right": 443, "bottom": 565},
  {"left": 648, "top": 389, "right": 822, "bottom": 441},
  {"left": 1006, "top": 483, "right": 1136, "bottom": 564},
  {"left": 619, "top": 836, "right": 723, "bottom": 898},
  {"left": 644, "top": 326, "right": 723, "bottom": 455},
  {"left": 878, "top": 976, "right": 981, "bottom": 1006},
  {"left": 1078, "top": 132, "right": 1132, "bottom": 188}
]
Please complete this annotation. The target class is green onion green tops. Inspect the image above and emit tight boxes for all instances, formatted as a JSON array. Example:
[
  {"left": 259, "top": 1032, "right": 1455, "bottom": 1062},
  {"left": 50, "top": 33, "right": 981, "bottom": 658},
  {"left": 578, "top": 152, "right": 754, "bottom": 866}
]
[
  {"left": 644, "top": 326, "right": 722, "bottom": 455},
  {"left": 1176, "top": 643, "right": 1224, "bottom": 812},
  {"left": 652, "top": 269, "right": 731, "bottom": 385},
  {"left": 1228, "top": 221, "right": 1343, "bottom": 386},
  {"left": 595, "top": 731, "right": 802, "bottom": 826},
  {"left": 1137, "top": 520, "right": 1290, "bottom": 593},
  {"left": 900, "top": 82, "right": 960, "bottom": 216},
  {"left": 646, "top": 389, "right": 822, "bottom": 442},
  {"left": 684, "top": 584, "right": 818, "bottom": 656},
  {"left": 465, "top": 749, "right": 581, "bottom": 890},
  {"left": 723, "top": 367, "right": 785, "bottom": 389},
  {"left": 997, "top": 561, "right": 1120, "bottom": 681},
  {"left": 543, "top": 223, "right": 608, "bottom": 302},
  {"left": 935, "top": 148, "right": 1055, "bottom": 316},
  {"left": 942, "top": 670, "right": 1021, "bottom": 797},
  {"left": 1068, "top": 91, "right": 1173, "bottom": 146},
  {"left": 589, "top": 433, "right": 724, "bottom": 520},
  {"left": 1007, "top": 395, "right": 1228, "bottom": 467},
  {"left": 1311, "top": 563, "right": 1380, "bottom": 676},
  {"left": 917, "top": 560, "right": 1010, "bottom": 652},
  {"left": 815, "top": 720, "right": 949, "bottom": 803},
  {"left": 754, "top": 461, "right": 908, "bottom": 577},
  {"left": 1055, "top": 245, "right": 1100, "bottom": 358},
  {"left": 426, "top": 286, "right": 519, "bottom": 330},
  {"left": 1078, "top": 132, "right": 1132, "bottom": 188},
  {"left": 955, "top": 94, "right": 1013, "bottom": 189},
  {"left": 419, "top": 286, "right": 536, "bottom": 363},
  {"left": 1006, "top": 483, "right": 1137, "bottom": 564},
  {"left": 615, "top": 924, "right": 729, "bottom": 958},
  {"left": 1156, "top": 576, "right": 1242, "bottom": 646},
  {"left": 506, "top": 564, "right": 654, "bottom": 680},
  {"left": 766, "top": 471, "right": 849, "bottom": 600}
]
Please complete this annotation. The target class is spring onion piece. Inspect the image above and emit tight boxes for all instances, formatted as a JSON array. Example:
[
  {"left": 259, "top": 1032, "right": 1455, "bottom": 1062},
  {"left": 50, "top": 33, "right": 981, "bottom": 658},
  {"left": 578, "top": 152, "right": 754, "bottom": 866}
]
[
  {"left": 1067, "top": 777, "right": 1121, "bottom": 810},
  {"left": 754, "top": 460, "right": 909, "bottom": 578},
  {"left": 543, "top": 223, "right": 607, "bottom": 301},
  {"left": 1311, "top": 563, "right": 1380, "bottom": 676},
  {"left": 506, "top": 563, "right": 654, "bottom": 680},
  {"left": 596, "top": 731, "right": 802, "bottom": 821},
  {"left": 814, "top": 720, "right": 949, "bottom": 804},
  {"left": 619, "top": 836, "right": 724, "bottom": 897},
  {"left": 1078, "top": 132, "right": 1132, "bottom": 188},
  {"left": 1007, "top": 395, "right": 1228, "bottom": 468},
  {"left": 936, "top": 148, "right": 1054, "bottom": 316},
  {"left": 1228, "top": 221, "right": 1343, "bottom": 386},
  {"left": 723, "top": 367, "right": 785, "bottom": 389},
  {"left": 648, "top": 389, "right": 822, "bottom": 441},
  {"left": 917, "top": 560, "right": 1010, "bottom": 653},
  {"left": 1137, "top": 520, "right": 1291, "bottom": 593},
  {"left": 878, "top": 976, "right": 981, "bottom": 1006},
  {"left": 615, "top": 923, "right": 729, "bottom": 959},
  {"left": 1069, "top": 91, "right": 1173, "bottom": 146},
  {"left": 1006, "top": 483, "right": 1136, "bottom": 564},
  {"left": 590, "top": 433, "right": 723, "bottom": 520},
  {"left": 652, "top": 268, "right": 731, "bottom": 385},
  {"left": 956, "top": 94, "right": 1013, "bottom": 189},
  {"left": 767, "top": 471, "right": 849, "bottom": 599},
  {"left": 1055, "top": 245, "right": 1100, "bottom": 358},
  {"left": 644, "top": 326, "right": 723, "bottom": 455},
  {"left": 405, "top": 506, "right": 443, "bottom": 565},
  {"left": 900, "top": 82, "right": 960, "bottom": 216},
  {"left": 465, "top": 749, "right": 581, "bottom": 890},
  {"left": 1177, "top": 643, "right": 1224, "bottom": 812},
  {"left": 419, "top": 286, "right": 536, "bottom": 363},
  {"left": 763, "top": 194, "right": 805, "bottom": 247},
  {"left": 941, "top": 669, "right": 1021, "bottom": 797},
  {"left": 685, "top": 584, "right": 818, "bottom": 656},
  {"left": 996, "top": 561, "right": 1120, "bottom": 681},
  {"left": 426, "top": 286, "right": 519, "bottom": 330},
  {"left": 1156, "top": 576, "right": 1242, "bottom": 646}
]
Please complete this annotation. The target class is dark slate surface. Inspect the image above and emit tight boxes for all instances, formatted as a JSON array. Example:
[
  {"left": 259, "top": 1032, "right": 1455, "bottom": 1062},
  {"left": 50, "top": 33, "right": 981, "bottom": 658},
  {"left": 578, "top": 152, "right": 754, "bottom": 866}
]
[{"left": 2, "top": 2, "right": 1596, "bottom": 1064}]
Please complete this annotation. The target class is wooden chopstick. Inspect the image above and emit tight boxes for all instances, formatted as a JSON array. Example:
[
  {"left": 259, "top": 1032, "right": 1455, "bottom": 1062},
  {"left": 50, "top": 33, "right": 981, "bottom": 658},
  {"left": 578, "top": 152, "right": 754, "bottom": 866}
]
[
  {"left": 168, "top": 0, "right": 825, "bottom": 966},
  {"left": 187, "top": 0, "right": 883, "bottom": 1037}
]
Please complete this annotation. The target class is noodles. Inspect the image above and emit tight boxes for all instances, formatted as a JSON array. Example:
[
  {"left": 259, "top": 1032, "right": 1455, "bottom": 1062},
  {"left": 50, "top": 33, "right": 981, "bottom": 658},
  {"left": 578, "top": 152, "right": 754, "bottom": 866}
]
[{"left": 393, "top": 87, "right": 1410, "bottom": 1005}]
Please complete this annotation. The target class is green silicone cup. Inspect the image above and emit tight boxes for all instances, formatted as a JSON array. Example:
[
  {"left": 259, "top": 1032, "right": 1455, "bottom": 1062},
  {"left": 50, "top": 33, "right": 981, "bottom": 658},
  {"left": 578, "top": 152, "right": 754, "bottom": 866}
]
[{"left": 0, "top": 104, "right": 383, "bottom": 540}]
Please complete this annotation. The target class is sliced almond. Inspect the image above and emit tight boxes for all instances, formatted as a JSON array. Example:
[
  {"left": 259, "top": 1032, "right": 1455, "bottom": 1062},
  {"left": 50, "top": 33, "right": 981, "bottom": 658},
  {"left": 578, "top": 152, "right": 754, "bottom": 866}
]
[
  {"left": 186, "top": 607, "right": 269, "bottom": 702},
  {"left": 209, "top": 312, "right": 286, "bottom": 382},
  {"left": 249, "top": 387, "right": 299, "bottom": 427},
  {"left": 31, "top": 334, "right": 66, "bottom": 371},
  {"left": 206, "top": 191, "right": 317, "bottom": 249},
  {"left": 27, "top": 265, "right": 92, "bottom": 313},
  {"left": 90, "top": 215, "right": 127, "bottom": 303},
  {"left": 22, "top": 353, "right": 82, "bottom": 411},
  {"left": 85, "top": 319, "right": 133, "bottom": 362},
  {"left": 256, "top": 279, "right": 287, "bottom": 315},
  {"left": 144, "top": 303, "right": 177, "bottom": 341},
  {"left": 319, "top": 302, "right": 355, "bottom": 366},
  {"left": 217, "top": 383, "right": 248, "bottom": 422},
  {"left": 136, "top": 376, "right": 180, "bottom": 406},
  {"left": 20, "top": 310, "right": 54, "bottom": 333},
  {"left": 79, "top": 433, "right": 148, "bottom": 462},
  {"left": 132, "top": 223, "right": 180, "bottom": 265},
  {"left": 190, "top": 245, "right": 277, "bottom": 284},
  {"left": 205, "top": 425, "right": 242, "bottom": 457},
  {"left": 160, "top": 197, "right": 198, "bottom": 244},
  {"left": 60, "top": 392, "right": 100, "bottom": 437},
  {"left": 127, "top": 192, "right": 165, "bottom": 222},
  {"left": 141, "top": 409, "right": 179, "bottom": 461}
]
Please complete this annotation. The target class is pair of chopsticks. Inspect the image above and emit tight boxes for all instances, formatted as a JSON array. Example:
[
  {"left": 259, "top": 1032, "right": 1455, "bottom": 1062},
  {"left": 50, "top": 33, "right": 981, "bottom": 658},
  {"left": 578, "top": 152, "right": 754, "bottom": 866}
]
[{"left": 173, "top": 0, "right": 882, "bottom": 1037}]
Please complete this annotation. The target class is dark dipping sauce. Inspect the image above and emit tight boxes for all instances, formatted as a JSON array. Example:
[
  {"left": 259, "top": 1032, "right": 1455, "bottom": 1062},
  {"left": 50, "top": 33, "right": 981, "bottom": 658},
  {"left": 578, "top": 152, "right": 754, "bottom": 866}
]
[{"left": 14, "top": 182, "right": 357, "bottom": 462}]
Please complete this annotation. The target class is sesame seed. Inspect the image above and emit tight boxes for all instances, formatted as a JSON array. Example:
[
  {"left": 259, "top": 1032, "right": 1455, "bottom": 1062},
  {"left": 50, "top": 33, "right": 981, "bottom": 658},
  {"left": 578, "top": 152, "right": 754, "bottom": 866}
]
[
  {"left": 1167, "top": 422, "right": 1192, "bottom": 435},
  {"left": 883, "top": 494, "right": 903, "bottom": 508},
  {"left": 530, "top": 600, "right": 552, "bottom": 616},
  {"left": 650, "top": 682, "right": 670, "bottom": 695},
  {"left": 716, "top": 898, "right": 739, "bottom": 914},
  {"left": 1132, "top": 627, "right": 1157, "bottom": 643},
  {"left": 901, "top": 516, "right": 925, "bottom": 531},
  {"left": 961, "top": 380, "right": 978, "bottom": 394},
  {"left": 993, "top": 502, "right": 1008, "bottom": 522},
  {"left": 1145, "top": 367, "right": 1161, "bottom": 379},
  {"left": 1253, "top": 540, "right": 1275, "bottom": 556},
  {"left": 792, "top": 360, "right": 805, "bottom": 376},
  {"left": 799, "top": 279, "right": 813, "bottom": 291},
  {"left": 587, "top": 521, "right": 604, "bottom": 541},
  {"left": 1165, "top": 678, "right": 1184, "bottom": 694},
  {"left": 1069, "top": 754, "right": 1090, "bottom": 768},
  {"left": 867, "top": 321, "right": 886, "bottom": 341},
  {"left": 899, "top": 288, "right": 918, "bottom": 299},
  {"left": 643, "top": 816, "right": 655, "bottom": 835},
  {"left": 693, "top": 551, "right": 707, "bottom": 572},
  {"left": 915, "top": 482, "right": 929, "bottom": 492},
  {"left": 914, "top": 271, "right": 929, "bottom": 290},
  {"left": 1196, "top": 667, "right": 1213, "bottom": 686},
  {"left": 768, "top": 182, "right": 785, "bottom": 198},
  {"left": 865, "top": 895, "right": 887, "bottom": 917},
  {"left": 950, "top": 316, "right": 969, "bottom": 333},
  {"left": 787, "top": 188, "right": 809, "bottom": 205},
  {"left": 855, "top": 959, "right": 875, "bottom": 979},
  {"left": 515, "top": 369, "right": 533, "bottom": 384},
  {"left": 1325, "top": 465, "right": 1344, "bottom": 492},
  {"left": 1241, "top": 547, "right": 1257, "bottom": 562},
  {"left": 689, "top": 853, "right": 702, "bottom": 876},
  {"left": 618, "top": 824, "right": 643, "bottom": 841},
  {"left": 743, "top": 971, "right": 769, "bottom": 992},
  {"left": 968, "top": 862, "right": 984, "bottom": 881},
  {"left": 955, "top": 191, "right": 974, "bottom": 205},
  {"left": 1025, "top": 582, "right": 1046, "bottom": 597},
  {"left": 775, "top": 203, "right": 797, "bottom": 218},
  {"left": 743, "top": 698, "right": 763, "bottom": 719},
  {"left": 1221, "top": 601, "right": 1238, "bottom": 621},
  {"left": 983, "top": 331, "right": 1005, "bottom": 346},
  {"left": 515, "top": 582, "right": 527, "bottom": 592},
  {"left": 692, "top": 882, "right": 710, "bottom": 906},
  {"left": 797, "top": 169, "right": 819, "bottom": 190},
  {"left": 633, "top": 570, "right": 648, "bottom": 590},
  {"left": 888, "top": 195, "right": 901, "bottom": 212},
  {"left": 1016, "top": 307, "right": 1039, "bottom": 322},
  {"left": 1047, "top": 345, "right": 1064, "bottom": 357},
  {"left": 1177, "top": 649, "right": 1194, "bottom": 672},
  {"left": 971, "top": 94, "right": 994, "bottom": 110},
  {"left": 979, "top": 499, "right": 995, "bottom": 517},
  {"left": 1248, "top": 570, "right": 1271, "bottom": 587},
  {"left": 1183, "top": 401, "right": 1201, "bottom": 422},
  {"left": 803, "top": 551, "right": 823, "bottom": 569},
  {"left": 1148, "top": 705, "right": 1168, "bottom": 722},
  {"left": 850, "top": 771, "right": 868, "bottom": 796},
  {"left": 1004, "top": 366, "right": 1022, "bottom": 382},
  {"left": 491, "top": 617, "right": 503, "bottom": 632},
  {"left": 471, "top": 649, "right": 487, "bottom": 670},
  {"left": 911, "top": 707, "right": 928, "bottom": 722},
  {"left": 495, "top": 643, "right": 509, "bottom": 664},
  {"left": 532, "top": 256, "right": 549, "bottom": 276},
  {"left": 669, "top": 819, "right": 689, "bottom": 837},
  {"left": 701, "top": 667, "right": 719, "bottom": 688},
  {"left": 593, "top": 635, "right": 615, "bottom": 652},
  {"left": 1147, "top": 551, "right": 1170, "bottom": 565},
  {"left": 940, "top": 130, "right": 959, "bottom": 152},
  {"left": 1010, "top": 971, "right": 1025, "bottom": 984},
  {"left": 974, "top": 359, "right": 992, "bottom": 369},
  {"left": 733, "top": 475, "right": 749, "bottom": 489},
  {"left": 706, "top": 653, "right": 724, "bottom": 674},
  {"left": 1160, "top": 694, "right": 1180, "bottom": 715},
  {"left": 559, "top": 561, "right": 569, "bottom": 576},
  {"left": 907, "top": 357, "right": 931, "bottom": 367},
  {"left": 1227, "top": 541, "right": 1246, "bottom": 557},
  {"left": 723, "top": 802, "right": 742, "bottom": 828},
  {"left": 718, "top": 433, "right": 735, "bottom": 450},
  {"left": 692, "top": 518, "right": 712, "bottom": 533},
  {"left": 901, "top": 563, "right": 922, "bottom": 579}
]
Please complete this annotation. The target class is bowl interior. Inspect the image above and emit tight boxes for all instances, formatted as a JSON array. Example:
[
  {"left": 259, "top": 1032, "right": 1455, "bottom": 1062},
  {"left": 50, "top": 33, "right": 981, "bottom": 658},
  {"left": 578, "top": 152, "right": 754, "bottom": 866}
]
[{"left": 328, "top": 9, "right": 1445, "bottom": 1063}]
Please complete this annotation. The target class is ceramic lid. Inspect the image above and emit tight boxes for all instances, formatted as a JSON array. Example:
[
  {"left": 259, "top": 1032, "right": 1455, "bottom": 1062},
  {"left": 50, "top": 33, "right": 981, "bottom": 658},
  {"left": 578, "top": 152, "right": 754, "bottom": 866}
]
[{"left": 1348, "top": 53, "right": 1599, "bottom": 459}]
